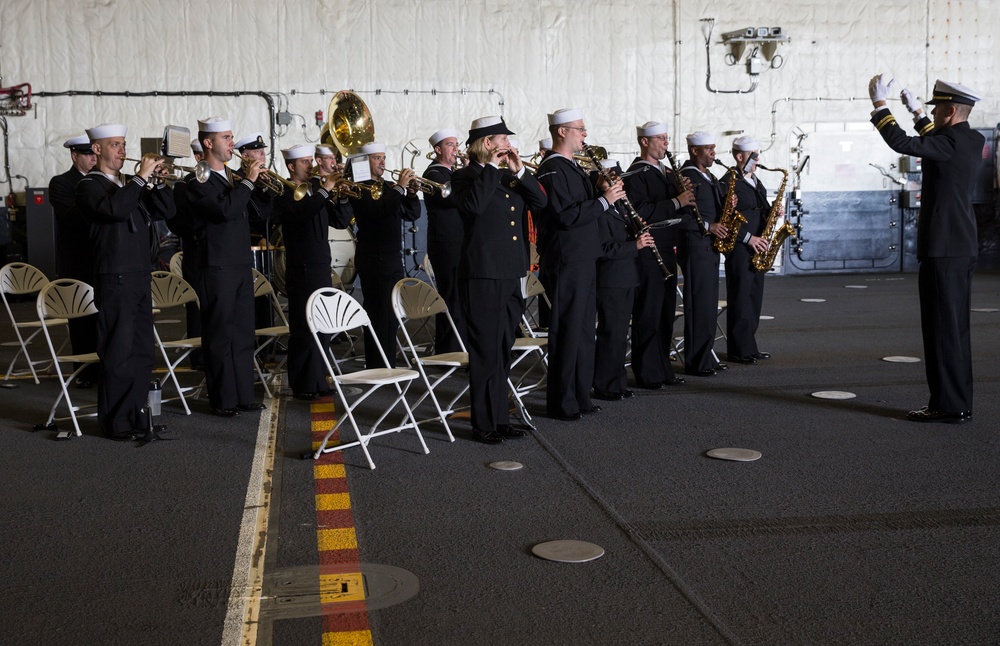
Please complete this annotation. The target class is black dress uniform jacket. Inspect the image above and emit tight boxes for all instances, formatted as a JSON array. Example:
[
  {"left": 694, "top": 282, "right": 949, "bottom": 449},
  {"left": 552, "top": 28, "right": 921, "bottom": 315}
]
[
  {"left": 535, "top": 154, "right": 605, "bottom": 417},
  {"left": 75, "top": 173, "right": 175, "bottom": 437},
  {"left": 872, "top": 107, "right": 984, "bottom": 413},
  {"left": 424, "top": 163, "right": 466, "bottom": 353},
  {"left": 452, "top": 162, "right": 547, "bottom": 433},
  {"left": 623, "top": 160, "right": 681, "bottom": 387},
  {"left": 348, "top": 182, "right": 420, "bottom": 369}
]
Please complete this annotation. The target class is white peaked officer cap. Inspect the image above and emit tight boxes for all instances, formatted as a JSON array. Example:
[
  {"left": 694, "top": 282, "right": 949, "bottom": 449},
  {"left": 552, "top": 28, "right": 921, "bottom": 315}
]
[
  {"left": 428, "top": 129, "right": 461, "bottom": 147},
  {"left": 925, "top": 80, "right": 982, "bottom": 106},
  {"left": 198, "top": 117, "right": 232, "bottom": 133},
  {"left": 538, "top": 138, "right": 553, "bottom": 150},
  {"left": 637, "top": 121, "right": 669, "bottom": 137},
  {"left": 282, "top": 144, "right": 315, "bottom": 161},
  {"left": 64, "top": 135, "right": 93, "bottom": 151},
  {"left": 686, "top": 131, "right": 717, "bottom": 146},
  {"left": 86, "top": 124, "right": 127, "bottom": 140},
  {"left": 315, "top": 145, "right": 336, "bottom": 156},
  {"left": 235, "top": 133, "right": 266, "bottom": 150},
  {"left": 547, "top": 108, "right": 584, "bottom": 126},
  {"left": 360, "top": 142, "right": 387, "bottom": 154},
  {"left": 190, "top": 138, "right": 204, "bottom": 154},
  {"left": 732, "top": 135, "right": 761, "bottom": 152}
]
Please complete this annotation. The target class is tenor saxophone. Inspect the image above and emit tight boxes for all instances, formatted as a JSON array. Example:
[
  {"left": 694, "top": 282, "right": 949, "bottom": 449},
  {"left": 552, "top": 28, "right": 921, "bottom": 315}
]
[
  {"left": 712, "top": 160, "right": 747, "bottom": 255},
  {"left": 751, "top": 165, "right": 793, "bottom": 272}
]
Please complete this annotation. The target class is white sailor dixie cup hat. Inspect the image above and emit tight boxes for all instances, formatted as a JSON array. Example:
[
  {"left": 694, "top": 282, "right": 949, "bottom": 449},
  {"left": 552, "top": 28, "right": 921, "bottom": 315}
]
[
  {"left": 281, "top": 144, "right": 314, "bottom": 161},
  {"left": 197, "top": 117, "right": 232, "bottom": 133},
  {"left": 637, "top": 121, "right": 669, "bottom": 137},
  {"left": 429, "top": 129, "right": 461, "bottom": 147},
  {"left": 732, "top": 135, "right": 761, "bottom": 152},
  {"left": 925, "top": 80, "right": 981, "bottom": 106},
  {"left": 85, "top": 124, "right": 127, "bottom": 141},
  {"left": 547, "top": 108, "right": 584, "bottom": 126},
  {"left": 686, "top": 131, "right": 717, "bottom": 146}
]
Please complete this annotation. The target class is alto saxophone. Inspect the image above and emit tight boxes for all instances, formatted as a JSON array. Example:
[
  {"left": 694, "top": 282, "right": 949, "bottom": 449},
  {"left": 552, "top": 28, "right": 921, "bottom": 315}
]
[
  {"left": 712, "top": 160, "right": 747, "bottom": 255},
  {"left": 751, "top": 165, "right": 793, "bottom": 272}
]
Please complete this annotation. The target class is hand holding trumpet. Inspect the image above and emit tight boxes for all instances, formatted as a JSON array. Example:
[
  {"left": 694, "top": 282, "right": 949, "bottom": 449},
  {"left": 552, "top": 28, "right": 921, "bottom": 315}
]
[
  {"left": 135, "top": 153, "right": 165, "bottom": 182},
  {"left": 394, "top": 168, "right": 417, "bottom": 193}
]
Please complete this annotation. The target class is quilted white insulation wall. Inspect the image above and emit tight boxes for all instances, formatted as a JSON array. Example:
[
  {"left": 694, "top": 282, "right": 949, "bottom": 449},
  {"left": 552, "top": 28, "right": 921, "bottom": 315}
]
[{"left": 0, "top": 0, "right": 996, "bottom": 186}]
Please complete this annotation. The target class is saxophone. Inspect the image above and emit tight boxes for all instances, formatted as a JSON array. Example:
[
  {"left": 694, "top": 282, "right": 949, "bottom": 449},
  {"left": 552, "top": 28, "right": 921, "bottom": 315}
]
[
  {"left": 751, "top": 165, "right": 793, "bottom": 272},
  {"left": 712, "top": 160, "right": 747, "bottom": 254}
]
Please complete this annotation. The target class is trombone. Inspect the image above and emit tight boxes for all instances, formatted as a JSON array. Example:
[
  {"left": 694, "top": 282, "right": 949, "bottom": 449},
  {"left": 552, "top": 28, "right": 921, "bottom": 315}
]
[{"left": 388, "top": 169, "right": 452, "bottom": 197}]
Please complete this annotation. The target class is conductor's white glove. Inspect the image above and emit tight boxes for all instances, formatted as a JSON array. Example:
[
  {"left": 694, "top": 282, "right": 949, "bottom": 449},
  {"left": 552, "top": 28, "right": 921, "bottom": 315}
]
[
  {"left": 869, "top": 74, "right": 895, "bottom": 104},
  {"left": 900, "top": 88, "right": 922, "bottom": 114}
]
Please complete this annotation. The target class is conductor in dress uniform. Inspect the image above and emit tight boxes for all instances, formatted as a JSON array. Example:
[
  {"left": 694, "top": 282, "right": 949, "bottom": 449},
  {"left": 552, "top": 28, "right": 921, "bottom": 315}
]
[
  {"left": 622, "top": 121, "right": 695, "bottom": 389},
  {"left": 451, "top": 116, "right": 547, "bottom": 443},
  {"left": 50, "top": 134, "right": 99, "bottom": 387},
  {"left": 423, "top": 128, "right": 466, "bottom": 353},
  {"left": 274, "top": 144, "right": 351, "bottom": 400},
  {"left": 678, "top": 131, "right": 729, "bottom": 376},
  {"left": 74, "top": 124, "right": 175, "bottom": 440},
  {"left": 185, "top": 117, "right": 265, "bottom": 417},
  {"left": 869, "top": 75, "right": 983, "bottom": 424},
  {"left": 720, "top": 136, "right": 772, "bottom": 365},
  {"left": 347, "top": 142, "right": 421, "bottom": 369},
  {"left": 535, "top": 108, "right": 626, "bottom": 421}
]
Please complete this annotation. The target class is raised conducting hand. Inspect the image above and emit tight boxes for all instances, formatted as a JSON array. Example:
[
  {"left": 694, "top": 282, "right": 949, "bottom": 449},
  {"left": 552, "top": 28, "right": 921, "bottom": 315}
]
[
  {"left": 900, "top": 88, "right": 923, "bottom": 115},
  {"left": 869, "top": 74, "right": 895, "bottom": 105}
]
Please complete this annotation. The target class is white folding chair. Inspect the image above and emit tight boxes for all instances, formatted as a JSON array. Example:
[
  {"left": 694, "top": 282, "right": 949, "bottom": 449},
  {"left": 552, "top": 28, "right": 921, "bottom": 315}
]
[
  {"left": 307, "top": 287, "right": 428, "bottom": 469},
  {"left": 391, "top": 278, "right": 470, "bottom": 441},
  {"left": 168, "top": 252, "right": 183, "bottom": 277},
  {"left": 251, "top": 269, "right": 290, "bottom": 397},
  {"left": 519, "top": 272, "right": 550, "bottom": 338},
  {"left": 150, "top": 271, "right": 203, "bottom": 414},
  {"left": 421, "top": 254, "right": 438, "bottom": 289},
  {"left": 1, "top": 262, "right": 68, "bottom": 383},
  {"left": 35, "top": 279, "right": 100, "bottom": 436},
  {"left": 513, "top": 272, "right": 550, "bottom": 401}
]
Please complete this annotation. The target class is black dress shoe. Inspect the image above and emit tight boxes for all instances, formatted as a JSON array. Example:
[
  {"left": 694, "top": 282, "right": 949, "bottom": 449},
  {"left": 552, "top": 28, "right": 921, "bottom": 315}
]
[
  {"left": 293, "top": 392, "right": 320, "bottom": 401},
  {"left": 636, "top": 382, "right": 663, "bottom": 390},
  {"left": 663, "top": 376, "right": 686, "bottom": 385},
  {"left": 74, "top": 379, "right": 93, "bottom": 390},
  {"left": 497, "top": 424, "right": 527, "bottom": 438},
  {"left": 906, "top": 409, "right": 972, "bottom": 424},
  {"left": 236, "top": 402, "right": 266, "bottom": 412},
  {"left": 727, "top": 355, "right": 757, "bottom": 364},
  {"left": 687, "top": 368, "right": 717, "bottom": 377},
  {"left": 592, "top": 390, "right": 624, "bottom": 401},
  {"left": 621, "top": 389, "right": 635, "bottom": 399},
  {"left": 549, "top": 411, "right": 582, "bottom": 421},
  {"left": 752, "top": 352, "right": 771, "bottom": 360},
  {"left": 472, "top": 428, "right": 504, "bottom": 444},
  {"left": 714, "top": 362, "right": 728, "bottom": 371},
  {"left": 581, "top": 405, "right": 602, "bottom": 414},
  {"left": 212, "top": 407, "right": 239, "bottom": 418}
]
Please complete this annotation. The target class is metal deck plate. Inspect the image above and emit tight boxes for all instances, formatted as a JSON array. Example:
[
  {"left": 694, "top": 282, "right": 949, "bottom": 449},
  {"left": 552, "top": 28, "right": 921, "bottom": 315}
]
[
  {"left": 532, "top": 540, "right": 605, "bottom": 563},
  {"left": 706, "top": 448, "right": 762, "bottom": 462}
]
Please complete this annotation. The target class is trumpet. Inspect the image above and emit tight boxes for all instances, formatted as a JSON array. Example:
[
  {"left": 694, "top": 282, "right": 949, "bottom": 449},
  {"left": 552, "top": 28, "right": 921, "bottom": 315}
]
[
  {"left": 124, "top": 155, "right": 210, "bottom": 188},
  {"left": 388, "top": 169, "right": 451, "bottom": 197},
  {"left": 425, "top": 150, "right": 469, "bottom": 170},
  {"left": 315, "top": 173, "right": 383, "bottom": 200},
  {"left": 231, "top": 150, "right": 294, "bottom": 196}
]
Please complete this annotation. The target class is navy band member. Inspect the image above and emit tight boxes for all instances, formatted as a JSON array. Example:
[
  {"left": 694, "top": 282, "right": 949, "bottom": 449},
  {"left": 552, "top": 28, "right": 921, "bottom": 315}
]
[
  {"left": 275, "top": 144, "right": 350, "bottom": 400},
  {"left": 347, "top": 142, "right": 421, "bottom": 369},
  {"left": 593, "top": 158, "right": 655, "bottom": 401},
  {"left": 679, "top": 131, "right": 728, "bottom": 376},
  {"left": 185, "top": 117, "right": 265, "bottom": 416},
  {"left": 869, "top": 76, "right": 983, "bottom": 424},
  {"left": 74, "top": 123, "right": 175, "bottom": 440},
  {"left": 50, "top": 134, "right": 99, "bottom": 387},
  {"left": 314, "top": 144, "right": 342, "bottom": 178},
  {"left": 452, "top": 116, "right": 547, "bottom": 443},
  {"left": 424, "top": 128, "right": 466, "bottom": 354},
  {"left": 720, "top": 136, "right": 772, "bottom": 364},
  {"left": 535, "top": 107, "right": 625, "bottom": 421},
  {"left": 234, "top": 132, "right": 276, "bottom": 243},
  {"left": 622, "top": 121, "right": 694, "bottom": 388}
]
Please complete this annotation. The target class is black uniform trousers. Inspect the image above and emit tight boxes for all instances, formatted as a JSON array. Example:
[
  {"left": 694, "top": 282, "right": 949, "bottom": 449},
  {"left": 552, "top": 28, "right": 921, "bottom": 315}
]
[
  {"left": 428, "top": 239, "right": 466, "bottom": 354},
  {"left": 593, "top": 286, "right": 634, "bottom": 394},
  {"left": 725, "top": 244, "right": 764, "bottom": 358},
  {"left": 541, "top": 259, "right": 597, "bottom": 417},
  {"left": 461, "top": 277, "right": 521, "bottom": 432},
  {"left": 355, "top": 255, "right": 403, "bottom": 369},
  {"left": 677, "top": 230, "right": 721, "bottom": 372},
  {"left": 201, "top": 265, "right": 256, "bottom": 409},
  {"left": 286, "top": 264, "right": 334, "bottom": 395},
  {"left": 180, "top": 235, "right": 204, "bottom": 368},
  {"left": 94, "top": 271, "right": 153, "bottom": 437},
  {"left": 631, "top": 252, "right": 679, "bottom": 386},
  {"left": 919, "top": 257, "right": 975, "bottom": 413}
]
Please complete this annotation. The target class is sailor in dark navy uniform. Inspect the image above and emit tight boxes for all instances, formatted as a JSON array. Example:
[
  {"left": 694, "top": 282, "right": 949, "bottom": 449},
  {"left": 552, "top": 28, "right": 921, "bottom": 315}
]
[
  {"left": 346, "top": 142, "right": 421, "bottom": 369},
  {"left": 274, "top": 144, "right": 351, "bottom": 400},
  {"left": 451, "top": 116, "right": 547, "bottom": 443},
  {"left": 50, "top": 134, "right": 99, "bottom": 387},
  {"left": 719, "top": 136, "right": 773, "bottom": 365},
  {"left": 74, "top": 123, "right": 175, "bottom": 440},
  {"left": 869, "top": 75, "right": 983, "bottom": 424},
  {"left": 423, "top": 128, "right": 466, "bottom": 353},
  {"left": 678, "top": 131, "right": 729, "bottom": 376},
  {"left": 185, "top": 117, "right": 266, "bottom": 417},
  {"left": 535, "top": 108, "right": 625, "bottom": 421},
  {"left": 622, "top": 121, "right": 695, "bottom": 389}
]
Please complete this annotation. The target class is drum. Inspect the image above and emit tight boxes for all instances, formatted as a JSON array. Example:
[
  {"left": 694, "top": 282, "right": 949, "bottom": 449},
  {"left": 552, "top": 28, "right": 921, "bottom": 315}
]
[{"left": 251, "top": 245, "right": 276, "bottom": 280}]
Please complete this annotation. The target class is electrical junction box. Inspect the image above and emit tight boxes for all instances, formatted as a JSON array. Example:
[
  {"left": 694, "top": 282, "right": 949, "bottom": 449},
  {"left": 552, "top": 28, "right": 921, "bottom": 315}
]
[
  {"left": 900, "top": 156, "right": 921, "bottom": 173},
  {"left": 902, "top": 190, "right": 921, "bottom": 209}
]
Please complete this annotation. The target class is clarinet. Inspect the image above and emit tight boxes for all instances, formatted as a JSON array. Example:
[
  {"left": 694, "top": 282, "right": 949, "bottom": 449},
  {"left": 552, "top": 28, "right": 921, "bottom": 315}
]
[
  {"left": 582, "top": 143, "right": 673, "bottom": 281},
  {"left": 664, "top": 150, "right": 708, "bottom": 237}
]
